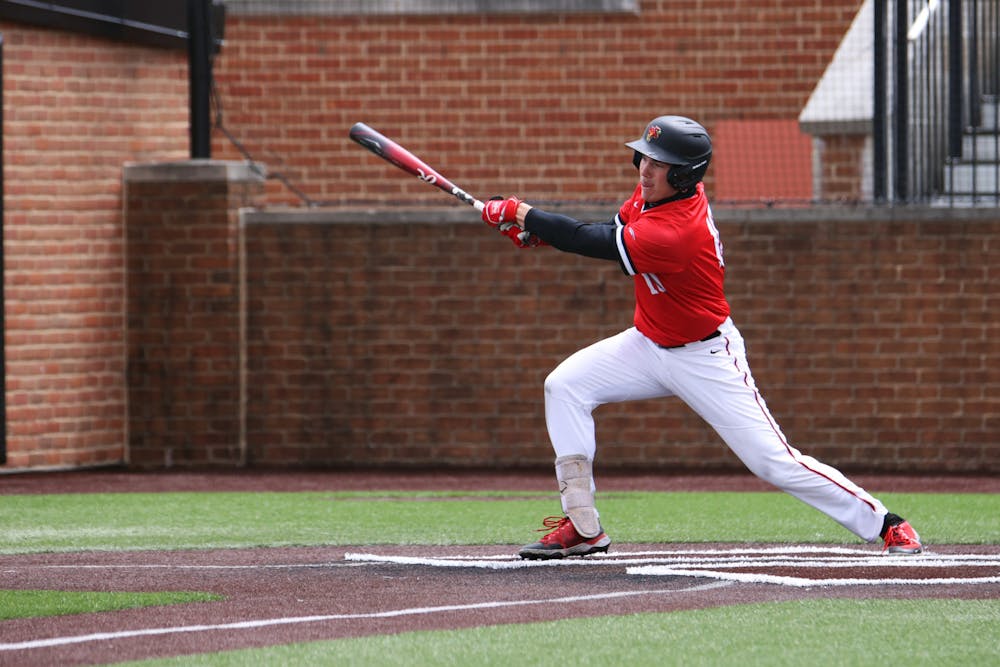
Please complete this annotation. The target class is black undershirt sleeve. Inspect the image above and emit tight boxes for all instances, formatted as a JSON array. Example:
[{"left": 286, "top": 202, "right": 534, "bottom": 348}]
[{"left": 523, "top": 208, "right": 619, "bottom": 261}]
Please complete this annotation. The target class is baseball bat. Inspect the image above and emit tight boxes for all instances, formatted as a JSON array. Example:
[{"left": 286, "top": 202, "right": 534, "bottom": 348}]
[{"left": 348, "top": 122, "right": 485, "bottom": 211}]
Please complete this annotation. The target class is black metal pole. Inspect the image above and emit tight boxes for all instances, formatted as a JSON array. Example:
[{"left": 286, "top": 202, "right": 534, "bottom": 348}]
[
  {"left": 968, "top": 0, "right": 980, "bottom": 128},
  {"left": 873, "top": 0, "right": 887, "bottom": 201},
  {"left": 188, "top": 0, "right": 212, "bottom": 158},
  {"left": 894, "top": 0, "right": 909, "bottom": 201},
  {"left": 948, "top": 0, "right": 963, "bottom": 159}
]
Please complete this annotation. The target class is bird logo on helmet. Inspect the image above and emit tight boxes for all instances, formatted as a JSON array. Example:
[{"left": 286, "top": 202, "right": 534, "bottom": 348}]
[{"left": 626, "top": 115, "right": 713, "bottom": 191}]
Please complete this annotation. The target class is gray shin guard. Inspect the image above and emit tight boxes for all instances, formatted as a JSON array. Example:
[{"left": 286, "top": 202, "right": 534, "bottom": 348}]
[{"left": 555, "top": 454, "right": 601, "bottom": 538}]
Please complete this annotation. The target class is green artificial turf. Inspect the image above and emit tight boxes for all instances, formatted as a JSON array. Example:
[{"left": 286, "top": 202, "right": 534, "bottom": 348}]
[
  {"left": 0, "top": 490, "right": 996, "bottom": 554},
  {"left": 118, "top": 598, "right": 1000, "bottom": 666},
  {"left": 2, "top": 488, "right": 997, "bottom": 665},
  {"left": 0, "top": 590, "right": 222, "bottom": 620}
]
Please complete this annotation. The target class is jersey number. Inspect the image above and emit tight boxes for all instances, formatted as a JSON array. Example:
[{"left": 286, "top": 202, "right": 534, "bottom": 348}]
[{"left": 640, "top": 207, "right": 725, "bottom": 296}]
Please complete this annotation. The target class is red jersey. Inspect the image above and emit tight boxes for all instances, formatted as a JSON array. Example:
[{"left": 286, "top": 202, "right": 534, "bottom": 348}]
[{"left": 613, "top": 183, "right": 729, "bottom": 347}]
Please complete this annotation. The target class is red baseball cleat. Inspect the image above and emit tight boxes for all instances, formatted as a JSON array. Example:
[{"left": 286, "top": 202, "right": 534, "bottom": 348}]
[
  {"left": 882, "top": 520, "right": 923, "bottom": 555},
  {"left": 518, "top": 516, "right": 611, "bottom": 560}
]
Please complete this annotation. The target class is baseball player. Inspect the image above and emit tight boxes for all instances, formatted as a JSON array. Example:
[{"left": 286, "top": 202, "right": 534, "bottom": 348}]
[{"left": 481, "top": 115, "right": 923, "bottom": 559}]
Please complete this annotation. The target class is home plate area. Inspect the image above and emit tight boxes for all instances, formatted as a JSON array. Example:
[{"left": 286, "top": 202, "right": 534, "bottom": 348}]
[{"left": 346, "top": 545, "right": 1000, "bottom": 588}]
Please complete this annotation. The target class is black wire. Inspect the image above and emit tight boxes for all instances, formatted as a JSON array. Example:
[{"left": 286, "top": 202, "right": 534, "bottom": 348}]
[{"left": 208, "top": 48, "right": 318, "bottom": 207}]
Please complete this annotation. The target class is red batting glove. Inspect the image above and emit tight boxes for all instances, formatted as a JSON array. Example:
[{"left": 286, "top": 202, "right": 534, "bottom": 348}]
[
  {"left": 483, "top": 196, "right": 546, "bottom": 248},
  {"left": 501, "top": 225, "right": 546, "bottom": 249},
  {"left": 482, "top": 196, "right": 522, "bottom": 230}
]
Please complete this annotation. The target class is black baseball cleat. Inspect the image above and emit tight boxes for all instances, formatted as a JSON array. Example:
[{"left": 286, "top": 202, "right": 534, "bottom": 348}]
[{"left": 518, "top": 516, "right": 611, "bottom": 560}]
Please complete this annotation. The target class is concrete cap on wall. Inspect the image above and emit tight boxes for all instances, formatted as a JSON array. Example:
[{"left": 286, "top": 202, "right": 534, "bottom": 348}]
[{"left": 123, "top": 160, "right": 266, "bottom": 184}]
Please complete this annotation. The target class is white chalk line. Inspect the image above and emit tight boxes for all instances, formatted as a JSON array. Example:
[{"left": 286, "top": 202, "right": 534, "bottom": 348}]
[
  {"left": 341, "top": 548, "right": 872, "bottom": 569},
  {"left": 344, "top": 551, "right": 1000, "bottom": 570},
  {"left": 627, "top": 566, "right": 1000, "bottom": 588},
  {"left": 3, "top": 562, "right": 356, "bottom": 571},
  {"left": 3, "top": 546, "right": 996, "bottom": 652},
  {"left": 0, "top": 581, "right": 731, "bottom": 652},
  {"left": 345, "top": 547, "right": 1000, "bottom": 588},
  {"left": 9, "top": 545, "right": 991, "bottom": 573},
  {"left": 432, "top": 545, "right": 877, "bottom": 560}
]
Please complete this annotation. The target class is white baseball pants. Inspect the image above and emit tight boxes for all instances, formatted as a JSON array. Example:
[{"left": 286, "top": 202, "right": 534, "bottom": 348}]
[{"left": 543, "top": 318, "right": 888, "bottom": 542}]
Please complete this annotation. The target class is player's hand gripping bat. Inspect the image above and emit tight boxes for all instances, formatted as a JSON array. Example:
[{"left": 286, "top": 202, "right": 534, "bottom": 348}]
[{"left": 348, "top": 122, "right": 485, "bottom": 211}]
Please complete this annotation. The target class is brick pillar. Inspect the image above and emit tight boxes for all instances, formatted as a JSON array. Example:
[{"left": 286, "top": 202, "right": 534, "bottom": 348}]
[{"left": 123, "top": 161, "right": 264, "bottom": 468}]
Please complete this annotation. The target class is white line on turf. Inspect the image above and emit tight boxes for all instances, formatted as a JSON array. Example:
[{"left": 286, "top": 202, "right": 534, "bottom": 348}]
[
  {"left": 415, "top": 545, "right": 876, "bottom": 560},
  {"left": 343, "top": 551, "right": 1000, "bottom": 569},
  {"left": 343, "top": 548, "right": 1000, "bottom": 587},
  {"left": 618, "top": 556, "right": 1000, "bottom": 569},
  {"left": 626, "top": 566, "right": 1000, "bottom": 588},
  {"left": 5, "top": 563, "right": 355, "bottom": 570},
  {"left": 12, "top": 548, "right": 998, "bottom": 572},
  {"left": 0, "top": 580, "right": 732, "bottom": 652}
]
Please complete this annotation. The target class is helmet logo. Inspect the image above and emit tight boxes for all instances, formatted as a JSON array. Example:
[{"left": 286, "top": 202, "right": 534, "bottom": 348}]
[{"left": 645, "top": 125, "right": 661, "bottom": 142}]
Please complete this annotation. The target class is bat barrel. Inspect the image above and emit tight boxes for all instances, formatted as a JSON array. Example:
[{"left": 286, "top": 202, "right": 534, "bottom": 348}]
[{"left": 349, "top": 121, "right": 483, "bottom": 210}]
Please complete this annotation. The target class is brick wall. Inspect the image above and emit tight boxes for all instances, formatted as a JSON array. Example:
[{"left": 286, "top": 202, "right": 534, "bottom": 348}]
[
  {"left": 814, "top": 134, "right": 868, "bottom": 201},
  {"left": 1, "top": 22, "right": 188, "bottom": 469},
  {"left": 242, "top": 207, "right": 1000, "bottom": 474},
  {"left": 5, "top": 1, "right": 992, "bottom": 473},
  {"left": 211, "top": 0, "right": 863, "bottom": 207},
  {"left": 124, "top": 162, "right": 264, "bottom": 469}
]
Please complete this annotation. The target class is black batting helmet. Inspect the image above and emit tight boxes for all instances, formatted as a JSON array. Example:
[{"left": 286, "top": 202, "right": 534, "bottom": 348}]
[{"left": 626, "top": 116, "right": 712, "bottom": 191}]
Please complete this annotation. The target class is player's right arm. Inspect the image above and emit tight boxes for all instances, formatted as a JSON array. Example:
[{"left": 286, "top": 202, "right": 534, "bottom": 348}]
[
  {"left": 482, "top": 195, "right": 620, "bottom": 258},
  {"left": 522, "top": 209, "right": 620, "bottom": 261},
  {"left": 518, "top": 188, "right": 644, "bottom": 266}
]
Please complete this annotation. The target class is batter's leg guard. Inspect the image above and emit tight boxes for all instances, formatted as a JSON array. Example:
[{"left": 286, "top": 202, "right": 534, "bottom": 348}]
[{"left": 555, "top": 454, "right": 602, "bottom": 538}]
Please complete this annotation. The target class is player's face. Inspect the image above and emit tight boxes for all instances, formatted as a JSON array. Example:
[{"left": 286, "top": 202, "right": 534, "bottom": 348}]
[{"left": 638, "top": 155, "right": 677, "bottom": 202}]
